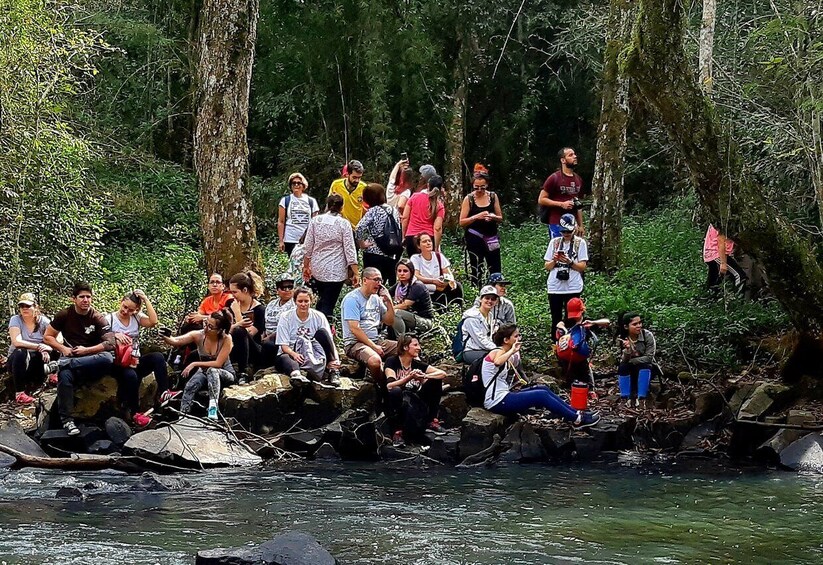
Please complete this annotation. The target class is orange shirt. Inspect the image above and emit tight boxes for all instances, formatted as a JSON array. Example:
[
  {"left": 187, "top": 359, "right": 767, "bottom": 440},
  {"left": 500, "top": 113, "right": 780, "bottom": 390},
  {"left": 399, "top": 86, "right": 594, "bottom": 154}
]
[{"left": 198, "top": 292, "right": 233, "bottom": 315}]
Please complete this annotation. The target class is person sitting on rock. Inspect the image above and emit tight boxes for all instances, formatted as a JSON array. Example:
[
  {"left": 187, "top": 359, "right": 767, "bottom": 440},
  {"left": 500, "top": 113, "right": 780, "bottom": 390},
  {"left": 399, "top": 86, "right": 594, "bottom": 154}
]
[
  {"left": 472, "top": 273, "right": 516, "bottom": 328},
  {"left": 384, "top": 334, "right": 447, "bottom": 447},
  {"left": 180, "top": 272, "right": 233, "bottom": 334},
  {"left": 6, "top": 292, "right": 58, "bottom": 405},
  {"left": 617, "top": 311, "right": 657, "bottom": 408},
  {"left": 459, "top": 285, "right": 500, "bottom": 364},
  {"left": 555, "top": 297, "right": 610, "bottom": 388},
  {"left": 275, "top": 287, "right": 341, "bottom": 386},
  {"left": 43, "top": 282, "right": 115, "bottom": 436},
  {"left": 227, "top": 271, "right": 266, "bottom": 384},
  {"left": 410, "top": 233, "right": 463, "bottom": 309},
  {"left": 341, "top": 267, "right": 397, "bottom": 387},
  {"left": 389, "top": 259, "right": 434, "bottom": 338},
  {"left": 106, "top": 290, "right": 175, "bottom": 427},
  {"left": 260, "top": 273, "right": 296, "bottom": 369},
  {"left": 483, "top": 324, "right": 600, "bottom": 427},
  {"left": 161, "top": 309, "right": 234, "bottom": 420}
]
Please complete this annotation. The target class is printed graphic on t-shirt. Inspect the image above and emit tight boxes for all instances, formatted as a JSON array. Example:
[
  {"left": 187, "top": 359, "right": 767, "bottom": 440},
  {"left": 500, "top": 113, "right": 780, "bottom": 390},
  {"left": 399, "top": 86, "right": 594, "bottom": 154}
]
[
  {"left": 84, "top": 325, "right": 96, "bottom": 335},
  {"left": 289, "top": 198, "right": 312, "bottom": 227}
]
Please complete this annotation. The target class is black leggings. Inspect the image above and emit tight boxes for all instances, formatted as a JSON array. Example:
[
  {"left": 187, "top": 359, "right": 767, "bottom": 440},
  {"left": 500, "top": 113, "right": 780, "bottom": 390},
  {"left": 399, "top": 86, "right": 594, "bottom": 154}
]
[
  {"left": 6, "top": 349, "right": 56, "bottom": 393},
  {"left": 706, "top": 258, "right": 747, "bottom": 292},
  {"left": 230, "top": 327, "right": 262, "bottom": 376},
  {"left": 548, "top": 292, "right": 580, "bottom": 342},
  {"left": 465, "top": 231, "right": 501, "bottom": 288},
  {"left": 386, "top": 379, "right": 443, "bottom": 434},
  {"left": 431, "top": 283, "right": 464, "bottom": 310},
  {"left": 275, "top": 329, "right": 336, "bottom": 377},
  {"left": 363, "top": 252, "right": 398, "bottom": 287},
  {"left": 112, "top": 352, "right": 169, "bottom": 411},
  {"left": 314, "top": 280, "right": 345, "bottom": 321}
]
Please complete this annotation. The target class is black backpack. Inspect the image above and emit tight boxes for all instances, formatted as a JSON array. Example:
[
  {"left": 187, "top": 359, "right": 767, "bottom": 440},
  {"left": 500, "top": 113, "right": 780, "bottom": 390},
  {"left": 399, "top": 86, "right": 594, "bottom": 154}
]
[
  {"left": 373, "top": 205, "right": 403, "bottom": 256},
  {"left": 462, "top": 353, "right": 504, "bottom": 407}
]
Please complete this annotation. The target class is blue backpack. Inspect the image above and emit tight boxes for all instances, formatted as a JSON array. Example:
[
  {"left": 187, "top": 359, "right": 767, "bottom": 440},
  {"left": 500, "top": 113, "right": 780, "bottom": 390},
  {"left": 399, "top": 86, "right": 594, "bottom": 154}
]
[{"left": 452, "top": 318, "right": 469, "bottom": 362}]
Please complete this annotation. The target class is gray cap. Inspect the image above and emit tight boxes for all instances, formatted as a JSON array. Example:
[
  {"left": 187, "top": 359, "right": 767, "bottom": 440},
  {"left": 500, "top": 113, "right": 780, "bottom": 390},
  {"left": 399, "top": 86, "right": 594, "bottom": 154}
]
[
  {"left": 276, "top": 272, "right": 295, "bottom": 283},
  {"left": 419, "top": 164, "right": 438, "bottom": 181},
  {"left": 479, "top": 285, "right": 499, "bottom": 298}
]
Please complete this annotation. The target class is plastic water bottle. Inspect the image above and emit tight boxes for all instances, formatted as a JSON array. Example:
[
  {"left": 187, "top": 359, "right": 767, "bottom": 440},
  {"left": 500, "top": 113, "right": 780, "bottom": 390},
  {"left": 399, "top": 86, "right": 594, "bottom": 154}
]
[{"left": 173, "top": 354, "right": 182, "bottom": 370}]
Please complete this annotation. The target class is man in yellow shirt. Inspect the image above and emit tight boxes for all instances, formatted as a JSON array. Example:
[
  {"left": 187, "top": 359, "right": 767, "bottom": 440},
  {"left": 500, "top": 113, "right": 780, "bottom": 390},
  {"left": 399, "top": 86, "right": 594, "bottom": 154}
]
[{"left": 328, "top": 159, "right": 367, "bottom": 228}]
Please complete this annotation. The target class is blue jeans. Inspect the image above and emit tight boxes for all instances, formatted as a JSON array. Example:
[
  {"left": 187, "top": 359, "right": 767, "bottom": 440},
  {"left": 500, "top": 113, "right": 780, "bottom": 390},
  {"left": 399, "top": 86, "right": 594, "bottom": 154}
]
[
  {"left": 57, "top": 352, "right": 114, "bottom": 423},
  {"left": 491, "top": 384, "right": 578, "bottom": 421}
]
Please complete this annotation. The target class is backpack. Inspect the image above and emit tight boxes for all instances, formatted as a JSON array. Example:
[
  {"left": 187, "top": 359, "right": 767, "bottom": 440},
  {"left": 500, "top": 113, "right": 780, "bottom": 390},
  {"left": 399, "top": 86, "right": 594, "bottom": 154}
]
[
  {"left": 462, "top": 354, "right": 504, "bottom": 407},
  {"left": 452, "top": 318, "right": 469, "bottom": 362},
  {"left": 294, "top": 335, "right": 327, "bottom": 378},
  {"left": 556, "top": 323, "right": 593, "bottom": 364},
  {"left": 373, "top": 205, "right": 403, "bottom": 256}
]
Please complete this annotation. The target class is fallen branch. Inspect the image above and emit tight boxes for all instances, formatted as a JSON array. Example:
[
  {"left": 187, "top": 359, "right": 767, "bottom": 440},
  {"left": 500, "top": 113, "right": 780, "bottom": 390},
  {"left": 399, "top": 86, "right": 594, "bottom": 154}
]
[{"left": 0, "top": 442, "right": 131, "bottom": 471}]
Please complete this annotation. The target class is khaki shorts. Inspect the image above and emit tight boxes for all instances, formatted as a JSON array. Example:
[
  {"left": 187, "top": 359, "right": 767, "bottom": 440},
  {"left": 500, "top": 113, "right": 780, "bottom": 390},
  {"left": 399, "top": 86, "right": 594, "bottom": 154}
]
[{"left": 344, "top": 339, "right": 398, "bottom": 365}]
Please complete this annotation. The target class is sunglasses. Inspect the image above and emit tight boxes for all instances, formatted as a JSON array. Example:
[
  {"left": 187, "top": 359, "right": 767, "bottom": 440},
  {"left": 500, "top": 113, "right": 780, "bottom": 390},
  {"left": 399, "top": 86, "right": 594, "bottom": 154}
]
[
  {"left": 290, "top": 181, "right": 305, "bottom": 186},
  {"left": 278, "top": 285, "right": 294, "bottom": 291},
  {"left": 18, "top": 303, "right": 33, "bottom": 309}
]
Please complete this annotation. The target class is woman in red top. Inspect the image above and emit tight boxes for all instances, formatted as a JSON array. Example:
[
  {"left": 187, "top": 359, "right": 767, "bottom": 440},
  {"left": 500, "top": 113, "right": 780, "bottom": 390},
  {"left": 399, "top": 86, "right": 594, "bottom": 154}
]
[
  {"left": 179, "top": 273, "right": 233, "bottom": 333},
  {"left": 401, "top": 175, "right": 446, "bottom": 256}
]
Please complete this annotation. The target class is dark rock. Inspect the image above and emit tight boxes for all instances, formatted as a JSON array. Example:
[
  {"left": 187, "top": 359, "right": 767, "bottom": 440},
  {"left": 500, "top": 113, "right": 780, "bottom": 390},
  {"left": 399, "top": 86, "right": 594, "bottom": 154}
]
[
  {"left": 571, "top": 430, "right": 608, "bottom": 461},
  {"left": 221, "top": 374, "right": 301, "bottom": 434},
  {"left": 196, "top": 531, "right": 337, "bottom": 565},
  {"left": 105, "top": 417, "right": 132, "bottom": 446},
  {"left": 501, "top": 422, "right": 548, "bottom": 462},
  {"left": 56, "top": 486, "right": 85, "bottom": 499},
  {"left": 124, "top": 418, "right": 262, "bottom": 467},
  {"left": 40, "top": 425, "right": 105, "bottom": 455},
  {"left": 738, "top": 383, "right": 792, "bottom": 420},
  {"left": 87, "top": 440, "right": 116, "bottom": 455},
  {"left": 428, "top": 432, "right": 460, "bottom": 464},
  {"left": 0, "top": 422, "right": 49, "bottom": 458},
  {"left": 780, "top": 433, "right": 823, "bottom": 472},
  {"left": 535, "top": 426, "right": 575, "bottom": 460},
  {"left": 459, "top": 408, "right": 506, "bottom": 460},
  {"left": 320, "top": 422, "right": 343, "bottom": 451},
  {"left": 727, "top": 421, "right": 775, "bottom": 458},
  {"left": 336, "top": 409, "right": 378, "bottom": 461},
  {"left": 680, "top": 418, "right": 721, "bottom": 452},
  {"left": 131, "top": 471, "right": 192, "bottom": 492},
  {"left": 0, "top": 452, "right": 16, "bottom": 468},
  {"left": 757, "top": 428, "right": 805, "bottom": 463},
  {"left": 283, "top": 432, "right": 321, "bottom": 456},
  {"left": 312, "top": 442, "right": 340, "bottom": 461},
  {"left": 438, "top": 392, "right": 470, "bottom": 429},
  {"left": 727, "top": 383, "right": 757, "bottom": 416},
  {"left": 692, "top": 390, "right": 724, "bottom": 420},
  {"left": 33, "top": 392, "right": 58, "bottom": 439},
  {"left": 787, "top": 410, "right": 816, "bottom": 427}
]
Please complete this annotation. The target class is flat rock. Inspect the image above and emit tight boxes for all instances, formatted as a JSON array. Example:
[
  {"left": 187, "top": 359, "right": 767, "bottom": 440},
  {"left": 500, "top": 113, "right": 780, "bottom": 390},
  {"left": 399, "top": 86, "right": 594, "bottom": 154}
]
[
  {"left": 780, "top": 433, "right": 823, "bottom": 472},
  {"left": 196, "top": 531, "right": 337, "bottom": 565},
  {"left": 0, "top": 422, "right": 49, "bottom": 458},
  {"left": 459, "top": 408, "right": 506, "bottom": 460},
  {"left": 739, "top": 382, "right": 792, "bottom": 420},
  {"left": 124, "top": 418, "right": 262, "bottom": 468}
]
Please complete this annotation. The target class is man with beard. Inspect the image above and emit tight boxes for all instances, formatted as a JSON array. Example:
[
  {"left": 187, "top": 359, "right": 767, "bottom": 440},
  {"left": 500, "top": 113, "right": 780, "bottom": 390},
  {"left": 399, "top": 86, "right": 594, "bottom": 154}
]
[
  {"left": 538, "top": 147, "right": 585, "bottom": 238},
  {"left": 328, "top": 159, "right": 367, "bottom": 229}
]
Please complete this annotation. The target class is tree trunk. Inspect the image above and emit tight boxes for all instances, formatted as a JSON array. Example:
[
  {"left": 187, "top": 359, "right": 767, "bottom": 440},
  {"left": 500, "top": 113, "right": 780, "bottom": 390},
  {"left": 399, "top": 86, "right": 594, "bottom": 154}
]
[
  {"left": 444, "top": 33, "right": 471, "bottom": 230},
  {"left": 698, "top": 0, "right": 717, "bottom": 93},
  {"left": 589, "top": 0, "right": 635, "bottom": 271},
  {"left": 624, "top": 0, "right": 823, "bottom": 330},
  {"left": 193, "top": 0, "right": 262, "bottom": 277}
]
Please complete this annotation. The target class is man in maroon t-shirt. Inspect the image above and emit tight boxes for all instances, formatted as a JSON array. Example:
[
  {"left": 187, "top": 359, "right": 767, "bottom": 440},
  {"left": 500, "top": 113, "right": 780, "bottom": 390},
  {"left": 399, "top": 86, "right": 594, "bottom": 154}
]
[{"left": 538, "top": 147, "right": 585, "bottom": 238}]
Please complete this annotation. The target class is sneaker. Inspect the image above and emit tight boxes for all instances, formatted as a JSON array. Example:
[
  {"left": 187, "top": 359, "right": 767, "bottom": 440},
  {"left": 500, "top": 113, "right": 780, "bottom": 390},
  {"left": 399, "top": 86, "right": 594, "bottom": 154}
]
[
  {"left": 133, "top": 413, "right": 152, "bottom": 427},
  {"left": 392, "top": 430, "right": 405, "bottom": 447},
  {"left": 635, "top": 397, "right": 643, "bottom": 408},
  {"left": 63, "top": 420, "right": 80, "bottom": 436},
  {"left": 327, "top": 369, "right": 342, "bottom": 387},
  {"left": 625, "top": 398, "right": 633, "bottom": 408},
  {"left": 43, "top": 361, "right": 59, "bottom": 375},
  {"left": 289, "top": 371, "right": 310, "bottom": 386},
  {"left": 574, "top": 411, "right": 601, "bottom": 429},
  {"left": 207, "top": 405, "right": 218, "bottom": 421},
  {"left": 428, "top": 418, "right": 444, "bottom": 432},
  {"left": 15, "top": 391, "right": 35, "bottom": 405},
  {"left": 237, "top": 373, "right": 249, "bottom": 386},
  {"left": 159, "top": 389, "right": 181, "bottom": 403}
]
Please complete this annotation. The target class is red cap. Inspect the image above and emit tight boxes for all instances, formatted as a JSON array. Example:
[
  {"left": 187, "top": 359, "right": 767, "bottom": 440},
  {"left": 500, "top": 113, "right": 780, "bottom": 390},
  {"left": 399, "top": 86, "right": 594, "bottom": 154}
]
[{"left": 566, "top": 297, "right": 585, "bottom": 319}]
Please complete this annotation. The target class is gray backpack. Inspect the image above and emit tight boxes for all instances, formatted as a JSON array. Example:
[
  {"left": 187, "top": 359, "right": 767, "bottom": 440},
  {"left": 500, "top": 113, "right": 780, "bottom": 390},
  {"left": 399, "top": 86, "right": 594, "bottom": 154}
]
[{"left": 294, "top": 336, "right": 327, "bottom": 378}]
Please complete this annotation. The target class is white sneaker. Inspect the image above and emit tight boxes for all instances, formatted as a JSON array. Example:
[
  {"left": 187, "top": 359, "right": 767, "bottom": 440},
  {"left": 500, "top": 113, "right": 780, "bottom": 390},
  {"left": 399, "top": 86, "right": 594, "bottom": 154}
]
[
  {"left": 289, "top": 371, "right": 310, "bottom": 385},
  {"left": 63, "top": 420, "right": 80, "bottom": 436}
]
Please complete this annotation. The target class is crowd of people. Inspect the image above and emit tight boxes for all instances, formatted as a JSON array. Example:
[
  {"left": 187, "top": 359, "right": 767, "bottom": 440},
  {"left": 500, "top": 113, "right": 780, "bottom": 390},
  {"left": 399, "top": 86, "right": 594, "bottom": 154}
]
[{"left": 5, "top": 147, "right": 748, "bottom": 445}]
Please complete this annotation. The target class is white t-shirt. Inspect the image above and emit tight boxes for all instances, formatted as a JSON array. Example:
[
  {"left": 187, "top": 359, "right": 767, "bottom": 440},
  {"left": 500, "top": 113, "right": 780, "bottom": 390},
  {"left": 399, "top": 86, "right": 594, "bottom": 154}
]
[
  {"left": 481, "top": 351, "right": 520, "bottom": 409},
  {"left": 275, "top": 309, "right": 332, "bottom": 347},
  {"left": 544, "top": 236, "right": 588, "bottom": 294},
  {"left": 264, "top": 298, "right": 295, "bottom": 335},
  {"left": 410, "top": 252, "right": 451, "bottom": 292},
  {"left": 279, "top": 194, "right": 319, "bottom": 243}
]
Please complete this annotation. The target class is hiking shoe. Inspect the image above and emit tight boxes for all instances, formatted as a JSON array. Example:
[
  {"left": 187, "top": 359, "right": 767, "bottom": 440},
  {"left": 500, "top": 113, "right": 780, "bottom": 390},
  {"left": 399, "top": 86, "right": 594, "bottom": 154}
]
[
  {"left": 43, "top": 361, "right": 59, "bottom": 375},
  {"left": 289, "top": 371, "right": 310, "bottom": 386},
  {"left": 15, "top": 391, "right": 35, "bottom": 405},
  {"left": 428, "top": 418, "right": 444, "bottom": 432},
  {"left": 574, "top": 411, "right": 600, "bottom": 429},
  {"left": 327, "top": 369, "right": 342, "bottom": 387},
  {"left": 160, "top": 389, "right": 181, "bottom": 403},
  {"left": 133, "top": 413, "right": 152, "bottom": 428},
  {"left": 63, "top": 420, "right": 80, "bottom": 436},
  {"left": 237, "top": 373, "right": 249, "bottom": 386},
  {"left": 392, "top": 431, "right": 405, "bottom": 447}
]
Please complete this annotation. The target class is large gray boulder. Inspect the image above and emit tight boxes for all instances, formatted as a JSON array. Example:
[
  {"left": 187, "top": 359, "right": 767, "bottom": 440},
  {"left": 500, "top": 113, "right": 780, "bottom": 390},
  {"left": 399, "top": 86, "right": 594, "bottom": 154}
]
[
  {"left": 780, "top": 433, "right": 823, "bottom": 472},
  {"left": 0, "top": 422, "right": 49, "bottom": 458},
  {"left": 124, "top": 418, "right": 261, "bottom": 468},
  {"left": 738, "top": 382, "right": 792, "bottom": 420},
  {"left": 459, "top": 408, "right": 506, "bottom": 460},
  {"left": 196, "top": 531, "right": 337, "bottom": 565},
  {"left": 221, "top": 373, "right": 300, "bottom": 433},
  {"left": 501, "top": 421, "right": 548, "bottom": 462}
]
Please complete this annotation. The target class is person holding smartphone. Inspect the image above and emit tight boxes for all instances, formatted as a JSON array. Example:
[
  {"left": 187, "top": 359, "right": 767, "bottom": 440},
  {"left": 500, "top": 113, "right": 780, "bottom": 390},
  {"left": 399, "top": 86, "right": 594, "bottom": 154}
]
[
  {"left": 544, "top": 213, "right": 588, "bottom": 341},
  {"left": 227, "top": 271, "right": 266, "bottom": 383}
]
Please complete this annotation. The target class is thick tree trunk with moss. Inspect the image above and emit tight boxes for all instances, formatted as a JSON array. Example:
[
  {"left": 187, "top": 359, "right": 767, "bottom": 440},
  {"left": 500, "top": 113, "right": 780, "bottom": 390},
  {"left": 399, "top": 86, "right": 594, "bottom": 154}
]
[
  {"left": 193, "top": 0, "right": 262, "bottom": 277},
  {"left": 590, "top": 0, "right": 635, "bottom": 271},
  {"left": 444, "top": 32, "right": 472, "bottom": 230},
  {"left": 624, "top": 0, "right": 823, "bottom": 330}
]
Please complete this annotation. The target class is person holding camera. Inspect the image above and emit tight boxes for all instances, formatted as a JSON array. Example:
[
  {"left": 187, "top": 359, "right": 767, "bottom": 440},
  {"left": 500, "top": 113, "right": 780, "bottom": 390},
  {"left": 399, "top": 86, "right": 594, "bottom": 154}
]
[
  {"left": 538, "top": 147, "right": 585, "bottom": 239},
  {"left": 544, "top": 213, "right": 589, "bottom": 341}
]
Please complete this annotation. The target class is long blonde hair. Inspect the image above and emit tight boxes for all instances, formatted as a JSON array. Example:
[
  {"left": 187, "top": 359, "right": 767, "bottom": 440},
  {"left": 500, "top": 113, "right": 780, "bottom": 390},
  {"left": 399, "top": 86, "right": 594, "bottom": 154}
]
[{"left": 428, "top": 175, "right": 444, "bottom": 222}]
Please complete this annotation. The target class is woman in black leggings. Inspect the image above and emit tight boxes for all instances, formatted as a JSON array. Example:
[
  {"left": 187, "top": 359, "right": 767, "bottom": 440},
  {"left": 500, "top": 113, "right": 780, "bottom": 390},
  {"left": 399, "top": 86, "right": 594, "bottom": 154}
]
[{"left": 459, "top": 163, "right": 503, "bottom": 288}]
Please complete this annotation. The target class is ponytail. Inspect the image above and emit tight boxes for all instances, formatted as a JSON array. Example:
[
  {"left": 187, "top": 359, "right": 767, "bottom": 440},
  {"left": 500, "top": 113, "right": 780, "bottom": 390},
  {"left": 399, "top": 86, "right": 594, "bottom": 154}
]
[{"left": 427, "top": 175, "right": 444, "bottom": 222}]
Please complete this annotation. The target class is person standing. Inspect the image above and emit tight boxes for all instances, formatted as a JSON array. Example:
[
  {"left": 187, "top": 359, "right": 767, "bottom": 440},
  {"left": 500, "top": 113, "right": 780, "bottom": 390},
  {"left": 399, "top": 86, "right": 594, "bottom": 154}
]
[
  {"left": 278, "top": 172, "right": 319, "bottom": 256},
  {"left": 544, "top": 214, "right": 589, "bottom": 340},
  {"left": 328, "top": 159, "right": 367, "bottom": 229},
  {"left": 402, "top": 174, "right": 446, "bottom": 256},
  {"left": 538, "top": 147, "right": 585, "bottom": 238},
  {"left": 356, "top": 183, "right": 402, "bottom": 286},
  {"left": 43, "top": 282, "right": 114, "bottom": 436},
  {"left": 303, "top": 194, "right": 360, "bottom": 320},
  {"left": 459, "top": 163, "right": 503, "bottom": 288},
  {"left": 703, "top": 224, "right": 747, "bottom": 294}
]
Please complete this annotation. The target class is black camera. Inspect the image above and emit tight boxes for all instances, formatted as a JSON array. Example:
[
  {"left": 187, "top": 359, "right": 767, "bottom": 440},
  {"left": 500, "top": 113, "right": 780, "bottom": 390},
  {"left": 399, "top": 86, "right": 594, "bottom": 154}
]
[
  {"left": 556, "top": 267, "right": 570, "bottom": 281},
  {"left": 572, "top": 197, "right": 592, "bottom": 211}
]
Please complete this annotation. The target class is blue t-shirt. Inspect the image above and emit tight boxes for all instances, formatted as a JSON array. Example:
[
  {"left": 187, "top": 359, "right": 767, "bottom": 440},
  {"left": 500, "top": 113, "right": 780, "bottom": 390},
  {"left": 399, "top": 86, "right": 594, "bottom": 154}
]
[
  {"left": 341, "top": 290, "right": 387, "bottom": 346},
  {"left": 8, "top": 314, "right": 50, "bottom": 356}
]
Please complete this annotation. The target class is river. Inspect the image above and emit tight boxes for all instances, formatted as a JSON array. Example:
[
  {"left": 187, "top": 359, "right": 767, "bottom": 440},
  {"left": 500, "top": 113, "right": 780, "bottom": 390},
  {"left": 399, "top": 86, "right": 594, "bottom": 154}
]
[{"left": 1, "top": 458, "right": 821, "bottom": 564}]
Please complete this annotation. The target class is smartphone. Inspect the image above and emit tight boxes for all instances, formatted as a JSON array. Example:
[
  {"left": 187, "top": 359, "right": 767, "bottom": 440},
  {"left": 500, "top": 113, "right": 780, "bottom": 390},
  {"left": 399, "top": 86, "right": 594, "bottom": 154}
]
[
  {"left": 158, "top": 327, "right": 172, "bottom": 337},
  {"left": 242, "top": 310, "right": 254, "bottom": 323},
  {"left": 400, "top": 152, "right": 408, "bottom": 162}
]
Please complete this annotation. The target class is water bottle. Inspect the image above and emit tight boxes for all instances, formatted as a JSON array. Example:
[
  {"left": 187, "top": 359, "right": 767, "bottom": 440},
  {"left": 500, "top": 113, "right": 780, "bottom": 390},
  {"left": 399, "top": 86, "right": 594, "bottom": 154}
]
[{"left": 173, "top": 354, "right": 182, "bottom": 371}]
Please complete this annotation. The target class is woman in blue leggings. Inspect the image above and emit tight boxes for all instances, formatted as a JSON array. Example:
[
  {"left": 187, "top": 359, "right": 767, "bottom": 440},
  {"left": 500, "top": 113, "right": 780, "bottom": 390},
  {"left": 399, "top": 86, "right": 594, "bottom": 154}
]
[{"left": 481, "top": 324, "right": 599, "bottom": 427}]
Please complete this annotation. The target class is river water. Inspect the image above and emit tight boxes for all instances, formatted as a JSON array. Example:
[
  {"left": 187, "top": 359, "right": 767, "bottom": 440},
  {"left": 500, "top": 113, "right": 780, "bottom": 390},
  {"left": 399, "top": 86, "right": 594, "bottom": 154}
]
[{"left": 1, "top": 458, "right": 822, "bottom": 564}]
